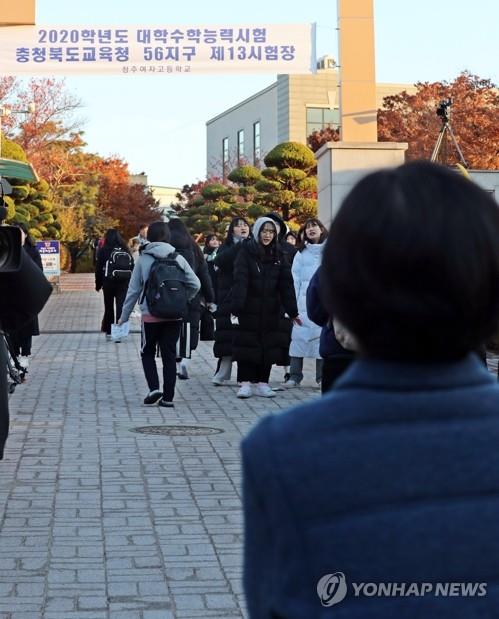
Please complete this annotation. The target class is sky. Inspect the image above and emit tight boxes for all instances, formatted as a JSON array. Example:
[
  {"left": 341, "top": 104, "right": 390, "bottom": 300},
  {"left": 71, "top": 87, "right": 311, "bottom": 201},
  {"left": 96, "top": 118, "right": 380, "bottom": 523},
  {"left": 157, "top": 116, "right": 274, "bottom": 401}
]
[{"left": 17, "top": 0, "right": 499, "bottom": 187}]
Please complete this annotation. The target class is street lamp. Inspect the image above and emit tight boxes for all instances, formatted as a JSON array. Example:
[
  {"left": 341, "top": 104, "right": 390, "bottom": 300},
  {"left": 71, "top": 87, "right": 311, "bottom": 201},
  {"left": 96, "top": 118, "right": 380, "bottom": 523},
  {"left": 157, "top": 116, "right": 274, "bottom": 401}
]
[{"left": 0, "top": 103, "right": 36, "bottom": 159}]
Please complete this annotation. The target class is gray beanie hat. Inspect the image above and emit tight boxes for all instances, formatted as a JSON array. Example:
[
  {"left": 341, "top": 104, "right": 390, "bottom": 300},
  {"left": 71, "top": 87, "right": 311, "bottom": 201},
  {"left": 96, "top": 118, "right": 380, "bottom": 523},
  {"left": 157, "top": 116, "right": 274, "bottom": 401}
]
[{"left": 252, "top": 216, "right": 278, "bottom": 241}]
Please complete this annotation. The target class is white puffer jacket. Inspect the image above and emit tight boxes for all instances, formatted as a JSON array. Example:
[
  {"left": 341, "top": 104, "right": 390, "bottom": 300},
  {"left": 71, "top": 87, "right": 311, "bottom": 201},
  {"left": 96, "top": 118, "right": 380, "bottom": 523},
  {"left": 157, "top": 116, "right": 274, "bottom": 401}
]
[{"left": 289, "top": 242, "right": 324, "bottom": 358}]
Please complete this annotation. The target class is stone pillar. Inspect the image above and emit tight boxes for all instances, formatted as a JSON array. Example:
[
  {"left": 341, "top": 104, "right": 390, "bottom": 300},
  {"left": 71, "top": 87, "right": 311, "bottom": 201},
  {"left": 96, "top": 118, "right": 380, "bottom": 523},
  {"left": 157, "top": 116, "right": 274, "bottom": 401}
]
[
  {"left": 316, "top": 141, "right": 408, "bottom": 226},
  {"left": 0, "top": 0, "right": 36, "bottom": 26},
  {"left": 337, "top": 0, "right": 377, "bottom": 142}
]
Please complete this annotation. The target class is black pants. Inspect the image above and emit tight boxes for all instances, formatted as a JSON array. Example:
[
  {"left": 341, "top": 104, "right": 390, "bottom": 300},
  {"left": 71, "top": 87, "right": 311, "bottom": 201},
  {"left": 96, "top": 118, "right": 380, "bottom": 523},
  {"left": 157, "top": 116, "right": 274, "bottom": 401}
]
[
  {"left": 9, "top": 331, "right": 32, "bottom": 356},
  {"left": 321, "top": 357, "right": 354, "bottom": 394},
  {"left": 141, "top": 321, "right": 182, "bottom": 401},
  {"left": 237, "top": 362, "right": 272, "bottom": 384},
  {"left": 102, "top": 281, "right": 128, "bottom": 335}
]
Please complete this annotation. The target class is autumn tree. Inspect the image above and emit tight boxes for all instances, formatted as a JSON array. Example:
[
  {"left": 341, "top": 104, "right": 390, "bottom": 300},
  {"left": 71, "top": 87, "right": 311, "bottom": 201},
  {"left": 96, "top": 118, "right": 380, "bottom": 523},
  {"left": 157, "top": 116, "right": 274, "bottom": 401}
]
[
  {"left": 378, "top": 71, "right": 499, "bottom": 169},
  {"left": 3, "top": 78, "right": 84, "bottom": 184},
  {"left": 307, "top": 126, "right": 340, "bottom": 153},
  {"left": 96, "top": 157, "right": 158, "bottom": 240}
]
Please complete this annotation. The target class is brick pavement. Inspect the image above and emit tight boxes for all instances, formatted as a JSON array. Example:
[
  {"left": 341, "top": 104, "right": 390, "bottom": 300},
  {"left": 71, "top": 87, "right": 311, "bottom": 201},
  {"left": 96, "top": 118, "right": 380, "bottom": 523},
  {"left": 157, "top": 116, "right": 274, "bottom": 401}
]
[{"left": 0, "top": 285, "right": 319, "bottom": 619}]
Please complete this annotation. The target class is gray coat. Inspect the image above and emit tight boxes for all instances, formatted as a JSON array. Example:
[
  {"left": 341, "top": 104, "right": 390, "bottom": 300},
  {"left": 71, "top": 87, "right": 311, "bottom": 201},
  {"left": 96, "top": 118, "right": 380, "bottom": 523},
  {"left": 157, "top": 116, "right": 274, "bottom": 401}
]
[{"left": 119, "top": 242, "right": 200, "bottom": 322}]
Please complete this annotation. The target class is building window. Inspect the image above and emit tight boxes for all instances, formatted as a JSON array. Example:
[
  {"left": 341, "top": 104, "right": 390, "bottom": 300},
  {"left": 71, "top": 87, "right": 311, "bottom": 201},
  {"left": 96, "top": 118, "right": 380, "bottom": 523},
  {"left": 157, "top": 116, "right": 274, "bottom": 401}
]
[
  {"left": 253, "top": 121, "right": 261, "bottom": 166},
  {"left": 237, "top": 129, "right": 245, "bottom": 164},
  {"left": 306, "top": 107, "right": 340, "bottom": 136},
  {"left": 222, "top": 137, "right": 229, "bottom": 179}
]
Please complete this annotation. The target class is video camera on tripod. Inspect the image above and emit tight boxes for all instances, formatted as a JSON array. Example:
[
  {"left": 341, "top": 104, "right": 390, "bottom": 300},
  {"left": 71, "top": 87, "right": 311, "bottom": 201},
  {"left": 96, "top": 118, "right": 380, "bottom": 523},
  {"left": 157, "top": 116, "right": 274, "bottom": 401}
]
[
  {"left": 0, "top": 178, "right": 23, "bottom": 272},
  {"left": 431, "top": 98, "right": 468, "bottom": 168},
  {"left": 436, "top": 98, "right": 452, "bottom": 123}
]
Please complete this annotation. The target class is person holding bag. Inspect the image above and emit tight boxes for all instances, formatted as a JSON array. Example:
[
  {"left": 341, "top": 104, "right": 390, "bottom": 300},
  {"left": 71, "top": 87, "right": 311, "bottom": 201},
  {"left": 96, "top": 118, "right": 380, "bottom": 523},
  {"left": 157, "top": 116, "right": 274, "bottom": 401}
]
[
  {"left": 118, "top": 222, "right": 200, "bottom": 407},
  {"left": 231, "top": 217, "right": 300, "bottom": 399},
  {"left": 95, "top": 228, "right": 133, "bottom": 341}
]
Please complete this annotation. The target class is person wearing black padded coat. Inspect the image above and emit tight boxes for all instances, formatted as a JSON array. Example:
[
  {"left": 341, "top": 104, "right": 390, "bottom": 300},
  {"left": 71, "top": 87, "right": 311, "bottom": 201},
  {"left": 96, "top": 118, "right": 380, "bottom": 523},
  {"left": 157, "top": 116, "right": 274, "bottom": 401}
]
[
  {"left": 212, "top": 217, "right": 251, "bottom": 385},
  {"left": 168, "top": 218, "right": 215, "bottom": 379},
  {"left": 231, "top": 217, "right": 300, "bottom": 399}
]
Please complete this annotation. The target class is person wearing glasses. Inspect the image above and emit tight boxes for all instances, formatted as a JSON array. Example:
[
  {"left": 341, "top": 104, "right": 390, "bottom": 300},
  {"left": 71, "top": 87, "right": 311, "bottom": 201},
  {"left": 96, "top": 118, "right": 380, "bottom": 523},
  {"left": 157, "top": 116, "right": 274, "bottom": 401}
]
[{"left": 231, "top": 217, "right": 300, "bottom": 399}]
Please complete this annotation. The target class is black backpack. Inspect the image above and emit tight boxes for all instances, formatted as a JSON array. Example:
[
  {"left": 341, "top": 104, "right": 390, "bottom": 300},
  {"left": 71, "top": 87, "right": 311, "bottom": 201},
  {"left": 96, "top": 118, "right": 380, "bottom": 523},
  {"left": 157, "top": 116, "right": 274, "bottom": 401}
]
[
  {"left": 105, "top": 248, "right": 133, "bottom": 281},
  {"left": 142, "top": 253, "right": 189, "bottom": 320}
]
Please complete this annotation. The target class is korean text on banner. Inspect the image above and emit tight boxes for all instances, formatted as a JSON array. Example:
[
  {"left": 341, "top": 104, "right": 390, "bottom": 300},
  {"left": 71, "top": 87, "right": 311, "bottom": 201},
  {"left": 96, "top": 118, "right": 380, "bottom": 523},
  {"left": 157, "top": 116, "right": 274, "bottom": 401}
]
[{"left": 0, "top": 24, "right": 316, "bottom": 75}]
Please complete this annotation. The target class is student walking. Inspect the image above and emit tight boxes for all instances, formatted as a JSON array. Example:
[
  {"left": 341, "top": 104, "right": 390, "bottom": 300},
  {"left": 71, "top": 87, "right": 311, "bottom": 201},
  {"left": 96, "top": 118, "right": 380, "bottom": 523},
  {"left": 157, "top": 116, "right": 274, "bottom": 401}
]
[
  {"left": 95, "top": 229, "right": 134, "bottom": 340},
  {"left": 212, "top": 217, "right": 251, "bottom": 385},
  {"left": 118, "top": 221, "right": 200, "bottom": 407},
  {"left": 231, "top": 217, "right": 300, "bottom": 399},
  {"left": 168, "top": 219, "right": 215, "bottom": 379},
  {"left": 283, "top": 218, "right": 328, "bottom": 388}
]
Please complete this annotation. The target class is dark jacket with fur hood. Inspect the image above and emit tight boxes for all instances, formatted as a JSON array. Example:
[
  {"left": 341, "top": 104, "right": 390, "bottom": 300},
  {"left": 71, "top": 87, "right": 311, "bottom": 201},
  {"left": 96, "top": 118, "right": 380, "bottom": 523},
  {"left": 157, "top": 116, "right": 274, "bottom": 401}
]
[{"left": 231, "top": 239, "right": 298, "bottom": 366}]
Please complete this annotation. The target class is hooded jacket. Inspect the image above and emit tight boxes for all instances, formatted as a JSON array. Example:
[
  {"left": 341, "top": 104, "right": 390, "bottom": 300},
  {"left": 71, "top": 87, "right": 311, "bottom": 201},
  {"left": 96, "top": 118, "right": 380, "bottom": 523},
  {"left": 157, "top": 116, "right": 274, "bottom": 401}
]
[{"left": 119, "top": 242, "right": 200, "bottom": 322}]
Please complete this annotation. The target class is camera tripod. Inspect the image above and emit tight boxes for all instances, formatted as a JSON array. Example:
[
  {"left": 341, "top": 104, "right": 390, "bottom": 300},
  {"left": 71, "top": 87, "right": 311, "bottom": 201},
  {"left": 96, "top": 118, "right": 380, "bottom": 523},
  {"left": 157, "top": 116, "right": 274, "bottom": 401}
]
[{"left": 430, "top": 105, "right": 468, "bottom": 168}]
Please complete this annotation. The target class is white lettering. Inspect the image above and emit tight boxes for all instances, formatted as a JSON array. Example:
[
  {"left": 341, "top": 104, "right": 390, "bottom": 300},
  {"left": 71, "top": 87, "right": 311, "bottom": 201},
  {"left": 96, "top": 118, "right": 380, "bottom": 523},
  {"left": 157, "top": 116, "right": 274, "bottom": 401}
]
[
  {"left": 478, "top": 583, "right": 487, "bottom": 597},
  {"left": 391, "top": 583, "right": 405, "bottom": 596},
  {"left": 352, "top": 582, "right": 364, "bottom": 596},
  {"left": 435, "top": 583, "right": 449, "bottom": 596},
  {"left": 405, "top": 583, "right": 419, "bottom": 596},
  {"left": 363, "top": 583, "right": 377, "bottom": 597},
  {"left": 461, "top": 583, "right": 480, "bottom": 596},
  {"left": 449, "top": 583, "right": 460, "bottom": 596},
  {"left": 377, "top": 583, "right": 392, "bottom": 596},
  {"left": 421, "top": 583, "right": 433, "bottom": 595}
]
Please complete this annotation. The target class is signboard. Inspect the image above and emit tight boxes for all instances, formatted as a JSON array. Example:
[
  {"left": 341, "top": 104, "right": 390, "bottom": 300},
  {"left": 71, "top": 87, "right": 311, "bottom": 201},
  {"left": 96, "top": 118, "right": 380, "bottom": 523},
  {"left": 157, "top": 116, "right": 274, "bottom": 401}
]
[
  {"left": 36, "top": 240, "right": 61, "bottom": 284},
  {"left": 0, "top": 24, "right": 316, "bottom": 75}
]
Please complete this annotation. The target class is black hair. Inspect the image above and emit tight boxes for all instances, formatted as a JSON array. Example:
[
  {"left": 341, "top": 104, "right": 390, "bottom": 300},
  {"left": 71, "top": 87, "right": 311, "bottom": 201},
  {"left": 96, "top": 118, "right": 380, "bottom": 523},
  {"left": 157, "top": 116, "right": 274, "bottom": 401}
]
[
  {"left": 297, "top": 218, "right": 328, "bottom": 251},
  {"left": 264, "top": 212, "right": 287, "bottom": 242},
  {"left": 225, "top": 216, "right": 250, "bottom": 246},
  {"left": 255, "top": 219, "right": 279, "bottom": 260},
  {"left": 168, "top": 218, "right": 192, "bottom": 250},
  {"left": 285, "top": 231, "right": 297, "bottom": 242},
  {"left": 322, "top": 161, "right": 499, "bottom": 361},
  {"left": 104, "top": 228, "right": 128, "bottom": 250},
  {"left": 147, "top": 221, "right": 171, "bottom": 243}
]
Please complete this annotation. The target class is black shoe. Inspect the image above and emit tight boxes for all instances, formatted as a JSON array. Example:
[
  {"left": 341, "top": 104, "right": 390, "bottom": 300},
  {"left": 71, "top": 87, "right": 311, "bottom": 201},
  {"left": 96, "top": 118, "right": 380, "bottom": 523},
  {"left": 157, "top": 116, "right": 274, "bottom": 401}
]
[
  {"left": 143, "top": 390, "right": 163, "bottom": 405},
  {"left": 158, "top": 398, "right": 174, "bottom": 408},
  {"left": 177, "top": 364, "right": 189, "bottom": 380}
]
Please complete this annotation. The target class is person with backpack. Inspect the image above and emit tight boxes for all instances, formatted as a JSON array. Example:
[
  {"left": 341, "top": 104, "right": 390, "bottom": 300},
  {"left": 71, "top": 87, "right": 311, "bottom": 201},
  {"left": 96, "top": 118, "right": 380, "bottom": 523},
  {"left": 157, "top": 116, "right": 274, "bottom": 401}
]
[
  {"left": 95, "top": 228, "right": 134, "bottom": 341},
  {"left": 118, "top": 221, "right": 200, "bottom": 407}
]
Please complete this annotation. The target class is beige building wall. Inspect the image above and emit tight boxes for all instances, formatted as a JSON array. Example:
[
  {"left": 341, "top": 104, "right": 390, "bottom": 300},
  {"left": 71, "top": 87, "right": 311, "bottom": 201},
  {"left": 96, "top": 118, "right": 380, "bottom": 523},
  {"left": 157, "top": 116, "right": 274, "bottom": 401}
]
[
  {"left": 206, "top": 84, "right": 278, "bottom": 178},
  {"left": 206, "top": 68, "right": 415, "bottom": 177}
]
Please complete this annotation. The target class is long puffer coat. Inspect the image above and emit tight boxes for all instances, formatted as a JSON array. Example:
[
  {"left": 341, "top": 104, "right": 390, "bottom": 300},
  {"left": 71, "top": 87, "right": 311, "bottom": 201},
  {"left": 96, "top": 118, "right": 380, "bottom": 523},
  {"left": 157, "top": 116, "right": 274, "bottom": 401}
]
[
  {"left": 289, "top": 242, "right": 325, "bottom": 358},
  {"left": 231, "top": 240, "right": 298, "bottom": 366},
  {"left": 213, "top": 240, "right": 246, "bottom": 359}
]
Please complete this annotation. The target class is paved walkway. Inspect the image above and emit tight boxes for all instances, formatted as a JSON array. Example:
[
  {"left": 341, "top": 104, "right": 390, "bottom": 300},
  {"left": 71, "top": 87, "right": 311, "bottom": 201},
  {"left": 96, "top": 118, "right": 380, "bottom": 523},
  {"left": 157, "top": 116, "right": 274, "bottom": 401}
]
[{"left": 0, "top": 285, "right": 319, "bottom": 619}]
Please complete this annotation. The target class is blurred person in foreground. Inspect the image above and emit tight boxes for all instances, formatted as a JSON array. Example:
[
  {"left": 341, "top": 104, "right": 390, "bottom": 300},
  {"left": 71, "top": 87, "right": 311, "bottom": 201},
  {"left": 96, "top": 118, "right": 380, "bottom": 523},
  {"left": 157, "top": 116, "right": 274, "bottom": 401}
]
[{"left": 242, "top": 161, "right": 499, "bottom": 618}]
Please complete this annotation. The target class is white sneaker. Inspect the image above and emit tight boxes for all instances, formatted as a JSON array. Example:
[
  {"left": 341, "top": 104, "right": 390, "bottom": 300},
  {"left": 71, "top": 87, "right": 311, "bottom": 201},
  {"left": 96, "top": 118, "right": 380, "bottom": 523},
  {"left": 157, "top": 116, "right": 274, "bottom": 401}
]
[
  {"left": 282, "top": 379, "right": 300, "bottom": 389},
  {"left": 212, "top": 374, "right": 229, "bottom": 386},
  {"left": 237, "top": 384, "right": 253, "bottom": 399},
  {"left": 255, "top": 384, "right": 276, "bottom": 398},
  {"left": 18, "top": 355, "right": 30, "bottom": 369}
]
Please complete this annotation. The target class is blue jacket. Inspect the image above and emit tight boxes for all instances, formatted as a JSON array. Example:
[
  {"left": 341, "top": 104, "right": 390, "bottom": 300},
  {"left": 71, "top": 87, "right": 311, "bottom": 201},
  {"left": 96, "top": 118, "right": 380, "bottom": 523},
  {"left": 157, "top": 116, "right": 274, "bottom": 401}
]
[
  {"left": 242, "top": 354, "right": 499, "bottom": 618},
  {"left": 306, "top": 267, "right": 354, "bottom": 360}
]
